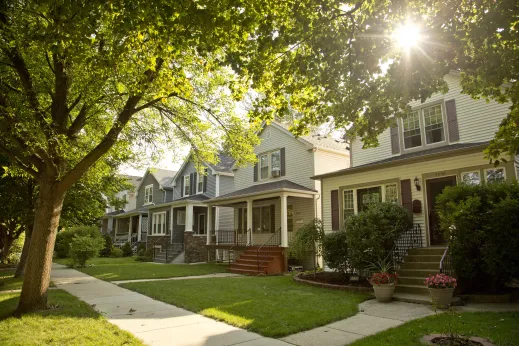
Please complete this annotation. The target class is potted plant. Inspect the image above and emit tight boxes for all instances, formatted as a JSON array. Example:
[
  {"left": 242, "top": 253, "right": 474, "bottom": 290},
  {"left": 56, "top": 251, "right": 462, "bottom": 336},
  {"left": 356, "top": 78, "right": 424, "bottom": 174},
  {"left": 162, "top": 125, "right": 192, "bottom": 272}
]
[
  {"left": 367, "top": 257, "right": 398, "bottom": 302},
  {"left": 424, "top": 274, "right": 457, "bottom": 308}
]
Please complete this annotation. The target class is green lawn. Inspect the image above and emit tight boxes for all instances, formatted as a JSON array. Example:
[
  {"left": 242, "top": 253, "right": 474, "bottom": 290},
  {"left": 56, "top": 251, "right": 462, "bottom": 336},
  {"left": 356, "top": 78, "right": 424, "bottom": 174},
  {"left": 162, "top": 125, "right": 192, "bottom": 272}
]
[
  {"left": 350, "top": 311, "right": 519, "bottom": 346},
  {"left": 0, "top": 269, "right": 23, "bottom": 291},
  {"left": 121, "top": 275, "right": 371, "bottom": 337},
  {"left": 0, "top": 289, "right": 143, "bottom": 345},
  {"left": 53, "top": 257, "right": 228, "bottom": 281}
]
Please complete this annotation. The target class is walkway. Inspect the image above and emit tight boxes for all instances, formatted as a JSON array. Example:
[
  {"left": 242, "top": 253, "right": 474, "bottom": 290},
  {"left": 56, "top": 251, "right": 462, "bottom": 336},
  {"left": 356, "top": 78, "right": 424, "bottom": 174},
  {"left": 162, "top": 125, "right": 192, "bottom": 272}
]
[{"left": 51, "top": 263, "right": 289, "bottom": 346}]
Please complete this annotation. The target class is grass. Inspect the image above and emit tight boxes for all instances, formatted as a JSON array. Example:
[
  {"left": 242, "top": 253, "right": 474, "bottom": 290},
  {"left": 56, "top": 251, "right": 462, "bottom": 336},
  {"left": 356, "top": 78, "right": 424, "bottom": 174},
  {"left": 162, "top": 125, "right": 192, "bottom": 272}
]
[
  {"left": 0, "top": 289, "right": 143, "bottom": 345},
  {"left": 350, "top": 311, "right": 519, "bottom": 346},
  {"left": 0, "top": 269, "right": 23, "bottom": 291},
  {"left": 121, "top": 275, "right": 371, "bottom": 337},
  {"left": 53, "top": 256, "right": 228, "bottom": 281}
]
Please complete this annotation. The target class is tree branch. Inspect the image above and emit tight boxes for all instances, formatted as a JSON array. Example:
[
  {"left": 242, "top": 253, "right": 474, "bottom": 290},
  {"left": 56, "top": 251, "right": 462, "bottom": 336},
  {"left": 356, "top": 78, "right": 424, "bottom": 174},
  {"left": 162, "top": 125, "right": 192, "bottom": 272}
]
[
  {"left": 0, "top": 143, "right": 39, "bottom": 179},
  {"left": 51, "top": 52, "right": 70, "bottom": 131}
]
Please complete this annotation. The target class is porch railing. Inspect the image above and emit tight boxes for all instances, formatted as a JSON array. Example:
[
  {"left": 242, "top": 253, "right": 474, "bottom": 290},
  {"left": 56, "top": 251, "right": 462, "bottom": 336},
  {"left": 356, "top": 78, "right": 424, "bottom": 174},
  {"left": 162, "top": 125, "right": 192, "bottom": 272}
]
[
  {"left": 212, "top": 229, "right": 250, "bottom": 246},
  {"left": 439, "top": 247, "right": 454, "bottom": 276},
  {"left": 257, "top": 228, "right": 281, "bottom": 273},
  {"left": 391, "top": 223, "right": 423, "bottom": 269}
]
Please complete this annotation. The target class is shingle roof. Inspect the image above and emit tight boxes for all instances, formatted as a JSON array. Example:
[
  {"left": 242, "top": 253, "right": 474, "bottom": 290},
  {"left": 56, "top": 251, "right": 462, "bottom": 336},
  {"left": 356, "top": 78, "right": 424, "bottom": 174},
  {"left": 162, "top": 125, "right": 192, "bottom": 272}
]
[
  {"left": 301, "top": 133, "right": 349, "bottom": 152},
  {"left": 207, "top": 153, "right": 235, "bottom": 173},
  {"left": 312, "top": 142, "right": 488, "bottom": 179},
  {"left": 210, "top": 179, "right": 317, "bottom": 202},
  {"left": 150, "top": 168, "right": 177, "bottom": 188},
  {"left": 104, "top": 210, "right": 125, "bottom": 217},
  {"left": 114, "top": 205, "right": 150, "bottom": 217}
]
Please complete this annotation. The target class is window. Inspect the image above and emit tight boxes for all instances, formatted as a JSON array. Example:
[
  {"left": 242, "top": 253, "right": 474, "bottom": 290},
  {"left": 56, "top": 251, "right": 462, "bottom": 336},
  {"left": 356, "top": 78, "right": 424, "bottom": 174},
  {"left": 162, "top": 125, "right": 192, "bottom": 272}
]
[
  {"left": 177, "top": 210, "right": 186, "bottom": 225},
  {"left": 485, "top": 168, "right": 506, "bottom": 184},
  {"left": 152, "top": 212, "right": 166, "bottom": 235},
  {"left": 461, "top": 171, "right": 481, "bottom": 185},
  {"left": 403, "top": 111, "right": 422, "bottom": 149},
  {"left": 252, "top": 206, "right": 272, "bottom": 233},
  {"left": 385, "top": 184, "right": 398, "bottom": 203},
  {"left": 196, "top": 170, "right": 205, "bottom": 194},
  {"left": 343, "top": 190, "right": 355, "bottom": 219},
  {"left": 271, "top": 150, "right": 281, "bottom": 177},
  {"left": 197, "top": 214, "right": 206, "bottom": 235},
  {"left": 260, "top": 154, "right": 269, "bottom": 180},
  {"left": 144, "top": 185, "right": 153, "bottom": 204},
  {"left": 357, "top": 187, "right": 382, "bottom": 212},
  {"left": 287, "top": 205, "right": 294, "bottom": 233},
  {"left": 423, "top": 104, "right": 445, "bottom": 144},
  {"left": 183, "top": 175, "right": 190, "bottom": 197}
]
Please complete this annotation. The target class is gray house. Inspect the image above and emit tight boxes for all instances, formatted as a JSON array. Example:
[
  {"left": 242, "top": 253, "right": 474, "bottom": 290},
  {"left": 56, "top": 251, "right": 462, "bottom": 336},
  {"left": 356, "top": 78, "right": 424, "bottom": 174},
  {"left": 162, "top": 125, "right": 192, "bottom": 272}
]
[
  {"left": 147, "top": 153, "right": 235, "bottom": 263},
  {"left": 112, "top": 168, "right": 177, "bottom": 248}
]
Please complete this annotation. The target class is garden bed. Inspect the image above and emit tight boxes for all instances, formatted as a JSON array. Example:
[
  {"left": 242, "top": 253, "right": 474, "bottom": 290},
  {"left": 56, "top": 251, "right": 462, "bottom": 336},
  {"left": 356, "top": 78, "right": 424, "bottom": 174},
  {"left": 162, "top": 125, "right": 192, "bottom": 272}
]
[{"left": 294, "top": 271, "right": 373, "bottom": 292}]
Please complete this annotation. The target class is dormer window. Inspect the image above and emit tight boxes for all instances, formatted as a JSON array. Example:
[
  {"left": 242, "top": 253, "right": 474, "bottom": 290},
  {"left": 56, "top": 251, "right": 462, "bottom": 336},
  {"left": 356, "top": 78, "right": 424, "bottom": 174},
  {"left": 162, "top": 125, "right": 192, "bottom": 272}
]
[
  {"left": 144, "top": 185, "right": 153, "bottom": 204},
  {"left": 183, "top": 175, "right": 190, "bottom": 197},
  {"left": 403, "top": 103, "right": 445, "bottom": 150}
]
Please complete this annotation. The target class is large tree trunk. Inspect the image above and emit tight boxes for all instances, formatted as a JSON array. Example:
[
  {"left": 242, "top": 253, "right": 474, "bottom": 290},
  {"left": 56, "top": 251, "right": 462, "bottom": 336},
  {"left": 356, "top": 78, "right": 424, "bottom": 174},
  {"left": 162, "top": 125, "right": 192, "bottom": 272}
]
[
  {"left": 14, "top": 224, "right": 33, "bottom": 277},
  {"left": 16, "top": 179, "right": 65, "bottom": 314}
]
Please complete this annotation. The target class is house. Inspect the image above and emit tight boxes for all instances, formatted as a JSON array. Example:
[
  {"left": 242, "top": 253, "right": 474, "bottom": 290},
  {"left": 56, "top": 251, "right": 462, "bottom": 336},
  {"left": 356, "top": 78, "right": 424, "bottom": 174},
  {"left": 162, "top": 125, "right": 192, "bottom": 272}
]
[
  {"left": 111, "top": 168, "right": 177, "bottom": 248},
  {"left": 101, "top": 175, "right": 141, "bottom": 236},
  {"left": 313, "top": 71, "right": 519, "bottom": 300},
  {"left": 206, "top": 122, "right": 350, "bottom": 274},
  {"left": 146, "top": 153, "right": 235, "bottom": 263}
]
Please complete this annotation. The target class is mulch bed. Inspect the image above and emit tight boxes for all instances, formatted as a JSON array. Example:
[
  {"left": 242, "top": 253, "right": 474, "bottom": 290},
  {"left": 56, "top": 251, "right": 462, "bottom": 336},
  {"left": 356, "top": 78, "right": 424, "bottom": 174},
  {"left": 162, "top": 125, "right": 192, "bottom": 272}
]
[
  {"left": 294, "top": 271, "right": 373, "bottom": 292},
  {"left": 422, "top": 334, "right": 495, "bottom": 346}
]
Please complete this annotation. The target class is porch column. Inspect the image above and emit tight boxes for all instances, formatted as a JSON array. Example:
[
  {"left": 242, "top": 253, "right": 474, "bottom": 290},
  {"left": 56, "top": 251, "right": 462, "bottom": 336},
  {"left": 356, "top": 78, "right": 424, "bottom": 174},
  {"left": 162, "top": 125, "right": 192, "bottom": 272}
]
[
  {"left": 280, "top": 194, "right": 288, "bottom": 247},
  {"left": 206, "top": 206, "right": 212, "bottom": 245},
  {"left": 137, "top": 215, "right": 142, "bottom": 241},
  {"left": 247, "top": 199, "right": 253, "bottom": 245},
  {"left": 115, "top": 218, "right": 119, "bottom": 236},
  {"left": 186, "top": 204, "right": 194, "bottom": 232},
  {"left": 128, "top": 217, "right": 133, "bottom": 242},
  {"left": 170, "top": 206, "right": 174, "bottom": 243}
]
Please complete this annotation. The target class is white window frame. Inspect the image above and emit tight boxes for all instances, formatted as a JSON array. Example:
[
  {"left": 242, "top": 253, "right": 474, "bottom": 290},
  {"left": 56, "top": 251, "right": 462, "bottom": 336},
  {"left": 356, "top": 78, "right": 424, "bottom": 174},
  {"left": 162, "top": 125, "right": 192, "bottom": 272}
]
[
  {"left": 196, "top": 170, "right": 205, "bottom": 194},
  {"left": 152, "top": 211, "right": 167, "bottom": 235},
  {"left": 460, "top": 171, "right": 481, "bottom": 185},
  {"left": 252, "top": 205, "right": 273, "bottom": 233},
  {"left": 196, "top": 213, "right": 206, "bottom": 236},
  {"left": 402, "top": 103, "right": 446, "bottom": 151},
  {"left": 484, "top": 168, "right": 506, "bottom": 184},
  {"left": 258, "top": 149, "right": 281, "bottom": 180},
  {"left": 177, "top": 210, "right": 186, "bottom": 225},
  {"left": 183, "top": 175, "right": 190, "bottom": 197},
  {"left": 144, "top": 184, "right": 153, "bottom": 205}
]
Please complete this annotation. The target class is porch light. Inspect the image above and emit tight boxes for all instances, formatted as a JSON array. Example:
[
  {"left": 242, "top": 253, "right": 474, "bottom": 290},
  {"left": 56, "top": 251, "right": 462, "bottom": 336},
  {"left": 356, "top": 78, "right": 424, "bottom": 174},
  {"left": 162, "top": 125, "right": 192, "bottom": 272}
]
[{"left": 414, "top": 177, "right": 421, "bottom": 191}]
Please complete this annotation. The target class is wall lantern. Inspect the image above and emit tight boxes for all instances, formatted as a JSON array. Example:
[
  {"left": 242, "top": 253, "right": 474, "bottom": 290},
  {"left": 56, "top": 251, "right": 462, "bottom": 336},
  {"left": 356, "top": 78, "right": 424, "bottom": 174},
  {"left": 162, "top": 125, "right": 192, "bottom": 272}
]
[{"left": 414, "top": 177, "right": 421, "bottom": 191}]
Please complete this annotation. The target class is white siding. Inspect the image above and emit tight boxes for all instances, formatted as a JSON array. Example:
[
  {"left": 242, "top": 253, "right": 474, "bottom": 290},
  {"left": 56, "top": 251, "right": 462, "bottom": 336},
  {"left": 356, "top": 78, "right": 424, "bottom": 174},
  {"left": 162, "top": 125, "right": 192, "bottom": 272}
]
[
  {"left": 233, "top": 124, "right": 316, "bottom": 190},
  {"left": 351, "top": 73, "right": 511, "bottom": 167}
]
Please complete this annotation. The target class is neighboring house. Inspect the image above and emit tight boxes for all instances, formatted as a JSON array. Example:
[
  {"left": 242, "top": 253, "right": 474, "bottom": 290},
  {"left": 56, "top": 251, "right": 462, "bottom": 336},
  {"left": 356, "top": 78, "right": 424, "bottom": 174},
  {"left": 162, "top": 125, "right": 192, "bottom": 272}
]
[
  {"left": 147, "top": 153, "right": 235, "bottom": 263},
  {"left": 112, "top": 168, "right": 177, "bottom": 247},
  {"left": 313, "top": 72, "right": 518, "bottom": 301},
  {"left": 101, "top": 175, "right": 141, "bottom": 235},
  {"left": 207, "top": 122, "right": 350, "bottom": 274}
]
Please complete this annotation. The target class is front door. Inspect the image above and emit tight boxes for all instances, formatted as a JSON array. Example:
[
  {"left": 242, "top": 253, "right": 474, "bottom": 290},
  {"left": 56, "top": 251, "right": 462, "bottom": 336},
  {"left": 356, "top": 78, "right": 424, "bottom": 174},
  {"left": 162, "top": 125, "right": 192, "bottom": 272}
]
[
  {"left": 426, "top": 176, "right": 457, "bottom": 245},
  {"left": 198, "top": 214, "right": 206, "bottom": 235}
]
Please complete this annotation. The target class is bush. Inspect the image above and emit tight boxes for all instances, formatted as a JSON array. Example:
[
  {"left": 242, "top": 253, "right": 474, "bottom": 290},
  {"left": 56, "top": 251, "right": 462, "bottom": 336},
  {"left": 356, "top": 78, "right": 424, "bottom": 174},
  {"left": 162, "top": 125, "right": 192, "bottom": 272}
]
[
  {"left": 287, "top": 219, "right": 324, "bottom": 271},
  {"left": 110, "top": 247, "right": 123, "bottom": 258},
  {"left": 346, "top": 202, "right": 411, "bottom": 273},
  {"left": 99, "top": 234, "right": 113, "bottom": 257},
  {"left": 322, "top": 231, "right": 349, "bottom": 275},
  {"left": 69, "top": 235, "right": 104, "bottom": 267},
  {"left": 121, "top": 242, "right": 133, "bottom": 257},
  {"left": 437, "top": 182, "right": 519, "bottom": 292},
  {"left": 135, "top": 248, "right": 153, "bottom": 262},
  {"left": 137, "top": 243, "right": 146, "bottom": 253},
  {"left": 55, "top": 225, "right": 102, "bottom": 258}
]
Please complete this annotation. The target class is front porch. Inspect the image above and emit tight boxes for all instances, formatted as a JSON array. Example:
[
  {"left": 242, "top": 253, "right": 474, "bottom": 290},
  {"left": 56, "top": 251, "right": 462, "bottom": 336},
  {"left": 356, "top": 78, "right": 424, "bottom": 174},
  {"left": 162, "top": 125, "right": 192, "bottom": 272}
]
[{"left": 113, "top": 208, "right": 149, "bottom": 248}]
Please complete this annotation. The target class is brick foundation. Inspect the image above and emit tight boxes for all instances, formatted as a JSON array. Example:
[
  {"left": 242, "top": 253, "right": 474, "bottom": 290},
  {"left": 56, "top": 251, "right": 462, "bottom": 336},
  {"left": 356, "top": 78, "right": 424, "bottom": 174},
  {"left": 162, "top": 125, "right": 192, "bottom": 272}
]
[
  {"left": 184, "top": 232, "right": 208, "bottom": 263},
  {"left": 147, "top": 235, "right": 170, "bottom": 250}
]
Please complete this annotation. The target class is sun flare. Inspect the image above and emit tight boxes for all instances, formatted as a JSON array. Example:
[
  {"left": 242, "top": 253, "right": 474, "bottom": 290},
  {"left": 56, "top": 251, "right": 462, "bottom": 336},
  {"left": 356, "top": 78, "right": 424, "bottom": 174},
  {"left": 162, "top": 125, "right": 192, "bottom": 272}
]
[{"left": 392, "top": 23, "right": 422, "bottom": 51}]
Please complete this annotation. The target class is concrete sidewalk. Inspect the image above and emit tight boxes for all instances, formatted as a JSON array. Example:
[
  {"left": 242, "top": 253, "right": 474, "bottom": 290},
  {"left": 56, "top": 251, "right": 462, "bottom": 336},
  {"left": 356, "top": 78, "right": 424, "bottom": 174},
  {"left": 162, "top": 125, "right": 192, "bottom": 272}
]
[{"left": 51, "top": 263, "right": 290, "bottom": 346}]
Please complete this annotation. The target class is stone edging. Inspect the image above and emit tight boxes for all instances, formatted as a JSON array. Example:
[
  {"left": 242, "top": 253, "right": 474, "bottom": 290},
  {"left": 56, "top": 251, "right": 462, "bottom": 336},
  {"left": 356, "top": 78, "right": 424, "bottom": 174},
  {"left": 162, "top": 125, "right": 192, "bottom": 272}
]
[
  {"left": 421, "top": 334, "right": 495, "bottom": 346},
  {"left": 293, "top": 273, "right": 374, "bottom": 293}
]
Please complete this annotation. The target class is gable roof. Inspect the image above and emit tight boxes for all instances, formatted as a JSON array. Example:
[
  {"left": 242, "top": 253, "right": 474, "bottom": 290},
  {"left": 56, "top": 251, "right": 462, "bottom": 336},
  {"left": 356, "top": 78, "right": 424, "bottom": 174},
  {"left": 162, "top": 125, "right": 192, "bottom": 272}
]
[
  {"left": 173, "top": 152, "right": 236, "bottom": 185},
  {"left": 123, "top": 175, "right": 141, "bottom": 191},
  {"left": 136, "top": 168, "right": 177, "bottom": 192}
]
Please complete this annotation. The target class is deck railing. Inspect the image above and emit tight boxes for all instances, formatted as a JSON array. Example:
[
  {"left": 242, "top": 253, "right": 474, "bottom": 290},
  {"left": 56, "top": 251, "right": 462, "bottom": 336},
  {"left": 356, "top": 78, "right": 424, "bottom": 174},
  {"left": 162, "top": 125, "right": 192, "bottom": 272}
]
[
  {"left": 391, "top": 223, "right": 423, "bottom": 269},
  {"left": 227, "top": 230, "right": 251, "bottom": 266},
  {"left": 440, "top": 247, "right": 453, "bottom": 276},
  {"left": 257, "top": 228, "right": 281, "bottom": 273}
]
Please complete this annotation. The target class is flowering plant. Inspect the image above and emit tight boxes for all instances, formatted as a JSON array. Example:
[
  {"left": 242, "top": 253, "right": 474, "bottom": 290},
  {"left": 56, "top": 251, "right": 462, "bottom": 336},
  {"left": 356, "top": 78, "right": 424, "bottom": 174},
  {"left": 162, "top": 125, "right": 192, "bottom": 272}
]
[
  {"left": 424, "top": 274, "right": 457, "bottom": 289},
  {"left": 369, "top": 272, "right": 398, "bottom": 286}
]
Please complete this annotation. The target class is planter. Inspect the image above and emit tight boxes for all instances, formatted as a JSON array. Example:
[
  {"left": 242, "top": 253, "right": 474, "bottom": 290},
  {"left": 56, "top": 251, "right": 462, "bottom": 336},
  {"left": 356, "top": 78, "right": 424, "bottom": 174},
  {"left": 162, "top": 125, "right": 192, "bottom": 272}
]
[
  {"left": 429, "top": 287, "right": 455, "bottom": 308},
  {"left": 372, "top": 283, "right": 395, "bottom": 302}
]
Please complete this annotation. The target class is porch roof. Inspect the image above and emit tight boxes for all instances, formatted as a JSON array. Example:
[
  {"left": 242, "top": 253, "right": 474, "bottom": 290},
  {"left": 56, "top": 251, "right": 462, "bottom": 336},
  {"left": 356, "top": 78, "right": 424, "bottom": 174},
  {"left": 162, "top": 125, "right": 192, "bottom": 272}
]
[
  {"left": 311, "top": 142, "right": 489, "bottom": 180},
  {"left": 208, "top": 179, "right": 317, "bottom": 204},
  {"left": 113, "top": 206, "right": 149, "bottom": 218},
  {"left": 102, "top": 210, "right": 125, "bottom": 218},
  {"left": 147, "top": 194, "right": 210, "bottom": 209}
]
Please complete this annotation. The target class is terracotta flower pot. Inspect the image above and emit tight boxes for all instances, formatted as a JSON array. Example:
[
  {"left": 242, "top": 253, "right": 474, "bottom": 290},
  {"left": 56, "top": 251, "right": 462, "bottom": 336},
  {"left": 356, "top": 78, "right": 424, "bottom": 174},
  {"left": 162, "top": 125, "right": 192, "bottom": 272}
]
[
  {"left": 372, "top": 283, "right": 395, "bottom": 302},
  {"left": 429, "top": 287, "right": 454, "bottom": 308}
]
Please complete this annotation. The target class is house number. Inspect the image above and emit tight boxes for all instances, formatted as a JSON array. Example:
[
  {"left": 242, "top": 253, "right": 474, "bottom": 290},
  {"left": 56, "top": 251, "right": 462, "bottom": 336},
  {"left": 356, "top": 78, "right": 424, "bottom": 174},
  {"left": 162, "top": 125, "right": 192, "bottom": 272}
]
[{"left": 435, "top": 171, "right": 446, "bottom": 177}]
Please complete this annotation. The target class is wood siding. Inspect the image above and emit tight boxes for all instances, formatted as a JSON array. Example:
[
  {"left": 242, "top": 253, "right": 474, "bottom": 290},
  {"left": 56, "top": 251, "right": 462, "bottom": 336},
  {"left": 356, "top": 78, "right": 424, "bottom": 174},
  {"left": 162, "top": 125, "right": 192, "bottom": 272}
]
[
  {"left": 136, "top": 174, "right": 162, "bottom": 207},
  {"left": 173, "top": 160, "right": 217, "bottom": 199}
]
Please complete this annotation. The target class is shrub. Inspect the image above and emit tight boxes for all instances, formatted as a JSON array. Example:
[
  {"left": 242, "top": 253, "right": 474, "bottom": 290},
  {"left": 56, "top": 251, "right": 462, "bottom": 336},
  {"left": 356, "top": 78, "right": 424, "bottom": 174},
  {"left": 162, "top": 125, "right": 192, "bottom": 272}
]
[
  {"left": 54, "top": 225, "right": 102, "bottom": 258},
  {"left": 99, "top": 234, "right": 113, "bottom": 257},
  {"left": 135, "top": 248, "right": 153, "bottom": 262},
  {"left": 110, "top": 247, "right": 123, "bottom": 258},
  {"left": 121, "top": 242, "right": 133, "bottom": 257},
  {"left": 322, "top": 231, "right": 349, "bottom": 275},
  {"left": 287, "top": 219, "right": 324, "bottom": 272},
  {"left": 137, "top": 243, "right": 146, "bottom": 253},
  {"left": 346, "top": 202, "right": 411, "bottom": 273},
  {"left": 436, "top": 182, "right": 519, "bottom": 291},
  {"left": 69, "top": 235, "right": 104, "bottom": 267}
]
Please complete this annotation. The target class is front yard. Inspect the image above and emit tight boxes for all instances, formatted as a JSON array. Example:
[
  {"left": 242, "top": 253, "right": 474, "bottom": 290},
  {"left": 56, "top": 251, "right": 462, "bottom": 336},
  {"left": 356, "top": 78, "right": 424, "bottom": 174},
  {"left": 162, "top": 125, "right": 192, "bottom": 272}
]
[
  {"left": 53, "top": 257, "right": 228, "bottom": 281},
  {"left": 0, "top": 290, "right": 143, "bottom": 345},
  {"left": 350, "top": 311, "right": 519, "bottom": 346},
  {"left": 121, "top": 274, "right": 371, "bottom": 337},
  {"left": 0, "top": 269, "right": 23, "bottom": 291}
]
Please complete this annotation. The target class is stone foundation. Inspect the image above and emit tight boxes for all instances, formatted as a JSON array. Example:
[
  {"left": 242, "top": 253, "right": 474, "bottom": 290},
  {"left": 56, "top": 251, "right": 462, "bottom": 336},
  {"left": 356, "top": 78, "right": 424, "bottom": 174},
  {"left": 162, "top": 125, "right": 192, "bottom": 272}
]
[
  {"left": 184, "top": 232, "right": 208, "bottom": 263},
  {"left": 147, "top": 235, "right": 170, "bottom": 250}
]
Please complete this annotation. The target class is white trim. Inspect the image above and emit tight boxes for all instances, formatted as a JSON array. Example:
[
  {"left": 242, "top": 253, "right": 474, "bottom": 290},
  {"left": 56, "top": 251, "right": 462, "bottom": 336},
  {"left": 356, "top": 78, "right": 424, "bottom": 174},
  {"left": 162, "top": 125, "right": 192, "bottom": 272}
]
[
  {"left": 144, "top": 184, "right": 154, "bottom": 205},
  {"left": 151, "top": 211, "right": 167, "bottom": 236},
  {"left": 183, "top": 175, "right": 190, "bottom": 197},
  {"left": 401, "top": 101, "right": 447, "bottom": 152},
  {"left": 196, "top": 169, "right": 205, "bottom": 195}
]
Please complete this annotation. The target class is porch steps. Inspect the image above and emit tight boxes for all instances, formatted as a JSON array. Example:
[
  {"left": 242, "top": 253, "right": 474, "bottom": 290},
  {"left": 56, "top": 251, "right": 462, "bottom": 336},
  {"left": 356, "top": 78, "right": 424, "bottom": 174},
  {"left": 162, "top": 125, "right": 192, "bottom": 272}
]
[
  {"left": 394, "top": 246, "right": 450, "bottom": 304},
  {"left": 153, "top": 243, "right": 183, "bottom": 264},
  {"left": 229, "top": 247, "right": 285, "bottom": 275}
]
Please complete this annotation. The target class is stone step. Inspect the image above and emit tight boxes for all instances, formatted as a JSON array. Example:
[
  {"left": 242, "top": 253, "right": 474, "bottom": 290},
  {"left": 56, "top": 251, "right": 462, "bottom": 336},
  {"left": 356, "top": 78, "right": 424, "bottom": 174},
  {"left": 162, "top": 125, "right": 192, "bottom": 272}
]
[
  {"left": 398, "top": 276, "right": 428, "bottom": 286},
  {"left": 395, "top": 284, "right": 430, "bottom": 295},
  {"left": 400, "top": 262, "right": 440, "bottom": 270},
  {"left": 408, "top": 247, "right": 447, "bottom": 256},
  {"left": 398, "top": 268, "right": 439, "bottom": 278},
  {"left": 404, "top": 255, "right": 443, "bottom": 262}
]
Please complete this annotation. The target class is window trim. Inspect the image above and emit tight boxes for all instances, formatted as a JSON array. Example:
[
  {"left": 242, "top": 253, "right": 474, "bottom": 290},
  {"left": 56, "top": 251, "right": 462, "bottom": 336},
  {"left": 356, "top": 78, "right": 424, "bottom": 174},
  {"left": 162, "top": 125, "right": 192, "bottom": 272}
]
[
  {"left": 183, "top": 175, "right": 190, "bottom": 197},
  {"left": 401, "top": 101, "right": 447, "bottom": 152},
  {"left": 460, "top": 170, "right": 481, "bottom": 185},
  {"left": 258, "top": 149, "right": 282, "bottom": 181},
  {"left": 196, "top": 213, "right": 206, "bottom": 236},
  {"left": 484, "top": 167, "right": 506, "bottom": 184},
  {"left": 196, "top": 169, "right": 206, "bottom": 195},
  {"left": 144, "top": 184, "right": 153, "bottom": 205},
  {"left": 177, "top": 210, "right": 186, "bottom": 225},
  {"left": 151, "top": 211, "right": 167, "bottom": 235}
]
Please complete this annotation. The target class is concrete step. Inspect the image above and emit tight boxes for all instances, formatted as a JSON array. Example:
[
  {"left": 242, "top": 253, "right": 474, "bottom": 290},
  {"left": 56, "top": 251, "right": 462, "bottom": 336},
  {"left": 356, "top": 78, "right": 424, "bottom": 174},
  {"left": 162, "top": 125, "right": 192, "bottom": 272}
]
[
  {"left": 400, "top": 262, "right": 440, "bottom": 270},
  {"left": 393, "top": 292, "right": 462, "bottom": 306},
  {"left": 229, "top": 267, "right": 265, "bottom": 275},
  {"left": 231, "top": 262, "right": 270, "bottom": 270},
  {"left": 398, "top": 276, "right": 428, "bottom": 286},
  {"left": 404, "top": 255, "right": 443, "bottom": 262},
  {"left": 395, "top": 284, "right": 430, "bottom": 295},
  {"left": 398, "top": 268, "right": 439, "bottom": 278},
  {"left": 408, "top": 247, "right": 447, "bottom": 256}
]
